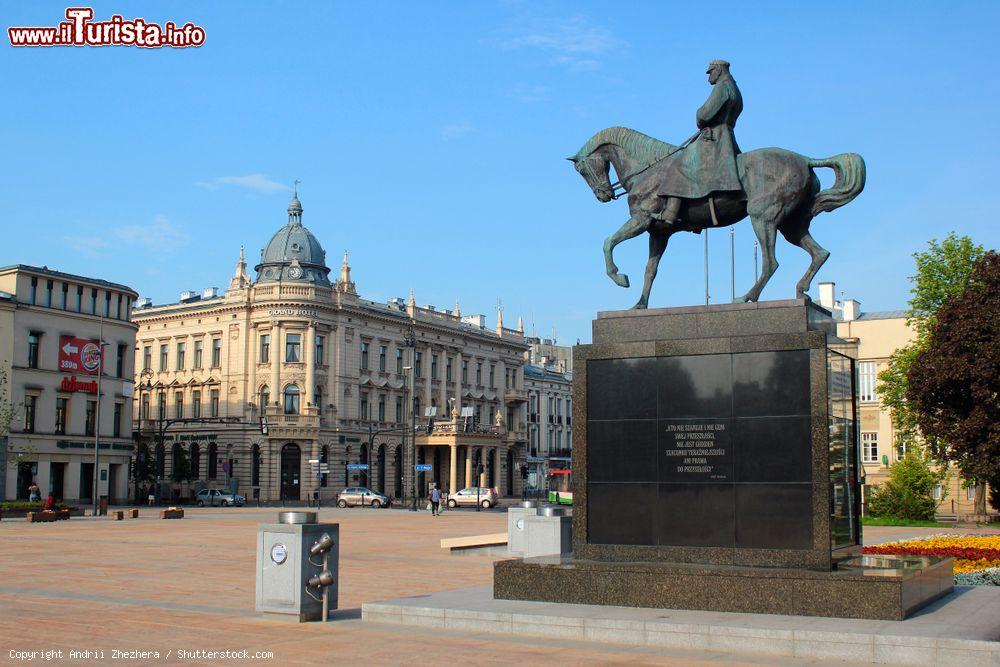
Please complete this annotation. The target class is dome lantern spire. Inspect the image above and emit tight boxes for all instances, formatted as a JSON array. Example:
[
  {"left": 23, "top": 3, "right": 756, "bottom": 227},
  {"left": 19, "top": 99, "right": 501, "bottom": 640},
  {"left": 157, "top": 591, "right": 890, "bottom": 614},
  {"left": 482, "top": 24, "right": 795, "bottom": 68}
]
[{"left": 287, "top": 180, "right": 303, "bottom": 226}]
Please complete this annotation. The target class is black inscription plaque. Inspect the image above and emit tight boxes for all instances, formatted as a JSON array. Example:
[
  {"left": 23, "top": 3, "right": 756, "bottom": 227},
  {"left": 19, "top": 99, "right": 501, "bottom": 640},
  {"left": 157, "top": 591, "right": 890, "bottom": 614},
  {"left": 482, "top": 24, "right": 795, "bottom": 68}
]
[{"left": 587, "top": 350, "right": 812, "bottom": 551}]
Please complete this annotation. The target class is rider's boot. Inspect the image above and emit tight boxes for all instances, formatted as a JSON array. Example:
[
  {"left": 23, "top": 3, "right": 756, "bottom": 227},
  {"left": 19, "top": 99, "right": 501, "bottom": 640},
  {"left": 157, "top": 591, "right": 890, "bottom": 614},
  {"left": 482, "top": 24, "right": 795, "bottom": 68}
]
[{"left": 650, "top": 197, "right": 681, "bottom": 228}]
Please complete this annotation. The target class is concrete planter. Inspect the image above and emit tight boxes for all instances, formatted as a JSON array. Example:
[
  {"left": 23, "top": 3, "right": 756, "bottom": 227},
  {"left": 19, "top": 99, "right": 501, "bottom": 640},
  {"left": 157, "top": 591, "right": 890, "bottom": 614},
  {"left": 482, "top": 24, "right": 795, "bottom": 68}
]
[{"left": 160, "top": 508, "right": 184, "bottom": 519}]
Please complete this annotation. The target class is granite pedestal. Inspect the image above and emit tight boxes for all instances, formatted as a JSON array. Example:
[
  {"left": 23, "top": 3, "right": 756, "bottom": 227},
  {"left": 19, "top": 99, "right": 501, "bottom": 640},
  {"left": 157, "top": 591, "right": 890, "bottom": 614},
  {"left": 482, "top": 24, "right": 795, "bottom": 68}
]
[{"left": 495, "top": 300, "right": 952, "bottom": 620}]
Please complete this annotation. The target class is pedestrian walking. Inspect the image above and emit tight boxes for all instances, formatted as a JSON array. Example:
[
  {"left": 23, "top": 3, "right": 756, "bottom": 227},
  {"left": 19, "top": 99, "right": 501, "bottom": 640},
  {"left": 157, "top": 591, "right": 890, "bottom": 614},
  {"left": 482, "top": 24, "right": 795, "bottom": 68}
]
[
  {"left": 429, "top": 484, "right": 442, "bottom": 516},
  {"left": 28, "top": 481, "right": 40, "bottom": 503}
]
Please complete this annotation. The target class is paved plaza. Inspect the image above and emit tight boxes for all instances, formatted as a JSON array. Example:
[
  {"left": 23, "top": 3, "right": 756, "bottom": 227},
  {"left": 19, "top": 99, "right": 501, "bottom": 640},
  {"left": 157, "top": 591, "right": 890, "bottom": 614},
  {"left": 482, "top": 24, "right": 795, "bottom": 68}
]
[{"left": 0, "top": 508, "right": 997, "bottom": 665}]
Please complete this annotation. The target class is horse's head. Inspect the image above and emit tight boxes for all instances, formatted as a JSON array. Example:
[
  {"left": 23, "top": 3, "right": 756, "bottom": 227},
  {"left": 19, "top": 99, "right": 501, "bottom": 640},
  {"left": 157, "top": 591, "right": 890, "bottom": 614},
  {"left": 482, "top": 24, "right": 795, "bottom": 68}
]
[{"left": 567, "top": 150, "right": 614, "bottom": 203}]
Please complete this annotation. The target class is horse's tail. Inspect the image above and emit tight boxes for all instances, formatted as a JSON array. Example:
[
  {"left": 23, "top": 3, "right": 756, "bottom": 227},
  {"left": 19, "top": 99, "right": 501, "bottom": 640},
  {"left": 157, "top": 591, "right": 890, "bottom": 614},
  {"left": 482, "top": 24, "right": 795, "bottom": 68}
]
[{"left": 807, "top": 153, "right": 866, "bottom": 217}]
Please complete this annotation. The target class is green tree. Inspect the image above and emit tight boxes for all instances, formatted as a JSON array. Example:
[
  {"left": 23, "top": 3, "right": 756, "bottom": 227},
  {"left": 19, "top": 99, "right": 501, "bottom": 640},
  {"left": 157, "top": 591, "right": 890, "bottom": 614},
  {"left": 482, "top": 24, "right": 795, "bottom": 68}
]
[
  {"left": 907, "top": 252, "right": 999, "bottom": 516},
  {"left": 1, "top": 365, "right": 34, "bottom": 471},
  {"left": 877, "top": 233, "right": 986, "bottom": 444},
  {"left": 170, "top": 445, "right": 193, "bottom": 483},
  {"left": 0, "top": 366, "right": 13, "bottom": 437},
  {"left": 867, "top": 449, "right": 949, "bottom": 521}
]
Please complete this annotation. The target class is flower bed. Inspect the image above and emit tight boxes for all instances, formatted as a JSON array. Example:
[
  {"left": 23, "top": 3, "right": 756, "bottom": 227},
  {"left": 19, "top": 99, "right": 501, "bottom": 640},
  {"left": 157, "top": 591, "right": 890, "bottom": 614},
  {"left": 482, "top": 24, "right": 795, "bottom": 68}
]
[{"left": 864, "top": 534, "right": 1000, "bottom": 584}]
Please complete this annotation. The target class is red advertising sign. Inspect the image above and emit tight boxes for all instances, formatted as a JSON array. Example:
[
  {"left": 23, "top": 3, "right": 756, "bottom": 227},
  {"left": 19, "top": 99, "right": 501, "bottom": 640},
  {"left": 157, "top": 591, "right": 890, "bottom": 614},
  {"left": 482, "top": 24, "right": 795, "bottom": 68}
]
[{"left": 58, "top": 335, "right": 103, "bottom": 375}]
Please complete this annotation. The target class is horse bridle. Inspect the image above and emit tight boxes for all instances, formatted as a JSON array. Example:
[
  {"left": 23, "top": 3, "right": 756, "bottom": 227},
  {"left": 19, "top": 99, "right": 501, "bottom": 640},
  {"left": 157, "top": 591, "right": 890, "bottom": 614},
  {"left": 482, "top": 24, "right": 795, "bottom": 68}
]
[{"left": 587, "top": 129, "right": 703, "bottom": 200}]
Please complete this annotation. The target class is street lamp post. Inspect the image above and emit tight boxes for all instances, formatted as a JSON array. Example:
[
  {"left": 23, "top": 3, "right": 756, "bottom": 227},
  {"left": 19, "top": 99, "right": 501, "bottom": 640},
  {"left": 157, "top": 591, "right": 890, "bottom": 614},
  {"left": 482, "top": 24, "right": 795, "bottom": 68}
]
[
  {"left": 402, "top": 364, "right": 416, "bottom": 512},
  {"left": 135, "top": 368, "right": 154, "bottom": 504},
  {"left": 92, "top": 316, "right": 108, "bottom": 517}
]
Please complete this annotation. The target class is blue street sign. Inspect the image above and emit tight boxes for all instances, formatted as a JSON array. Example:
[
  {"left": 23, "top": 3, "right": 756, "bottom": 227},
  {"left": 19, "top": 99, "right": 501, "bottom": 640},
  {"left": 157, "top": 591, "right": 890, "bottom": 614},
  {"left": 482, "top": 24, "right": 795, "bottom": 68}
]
[
  {"left": 346, "top": 463, "right": 369, "bottom": 470},
  {"left": 414, "top": 464, "right": 433, "bottom": 472}
]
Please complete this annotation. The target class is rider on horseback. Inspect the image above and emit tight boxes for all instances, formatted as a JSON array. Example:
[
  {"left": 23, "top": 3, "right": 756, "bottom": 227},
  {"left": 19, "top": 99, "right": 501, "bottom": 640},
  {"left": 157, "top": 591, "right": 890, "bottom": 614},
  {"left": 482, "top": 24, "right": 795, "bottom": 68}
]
[{"left": 649, "top": 60, "right": 745, "bottom": 227}]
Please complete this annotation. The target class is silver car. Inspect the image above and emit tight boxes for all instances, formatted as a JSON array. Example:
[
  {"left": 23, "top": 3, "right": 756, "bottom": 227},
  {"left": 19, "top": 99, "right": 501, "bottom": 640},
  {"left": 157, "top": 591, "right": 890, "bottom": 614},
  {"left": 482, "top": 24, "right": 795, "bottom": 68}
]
[
  {"left": 336, "top": 487, "right": 390, "bottom": 508},
  {"left": 195, "top": 488, "right": 245, "bottom": 507}
]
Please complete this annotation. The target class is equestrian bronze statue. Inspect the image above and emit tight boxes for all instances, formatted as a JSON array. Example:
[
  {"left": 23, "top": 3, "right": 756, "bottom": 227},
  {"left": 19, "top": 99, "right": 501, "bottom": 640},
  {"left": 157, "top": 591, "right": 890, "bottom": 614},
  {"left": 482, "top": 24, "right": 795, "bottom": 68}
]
[{"left": 569, "top": 60, "right": 866, "bottom": 308}]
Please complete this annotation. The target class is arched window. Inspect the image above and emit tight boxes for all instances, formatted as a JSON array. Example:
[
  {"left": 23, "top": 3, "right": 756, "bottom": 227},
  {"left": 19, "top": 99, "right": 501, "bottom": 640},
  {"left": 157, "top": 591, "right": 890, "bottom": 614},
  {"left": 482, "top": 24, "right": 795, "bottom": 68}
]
[
  {"left": 251, "top": 444, "right": 261, "bottom": 487},
  {"left": 207, "top": 442, "right": 218, "bottom": 479},
  {"left": 284, "top": 384, "right": 300, "bottom": 415},
  {"left": 259, "top": 386, "right": 270, "bottom": 410},
  {"left": 320, "top": 445, "right": 329, "bottom": 487},
  {"left": 190, "top": 443, "right": 201, "bottom": 479}
]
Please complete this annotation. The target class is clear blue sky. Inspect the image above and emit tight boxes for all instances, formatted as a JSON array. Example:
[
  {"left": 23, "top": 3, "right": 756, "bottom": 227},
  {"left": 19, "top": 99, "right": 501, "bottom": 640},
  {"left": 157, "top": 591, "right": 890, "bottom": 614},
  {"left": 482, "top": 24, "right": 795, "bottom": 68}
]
[{"left": 2, "top": 1, "right": 997, "bottom": 344}]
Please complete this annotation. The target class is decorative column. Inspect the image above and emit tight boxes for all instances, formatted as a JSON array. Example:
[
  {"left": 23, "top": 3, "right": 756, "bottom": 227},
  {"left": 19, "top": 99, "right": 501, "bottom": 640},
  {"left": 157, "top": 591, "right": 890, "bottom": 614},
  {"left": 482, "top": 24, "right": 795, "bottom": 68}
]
[
  {"left": 449, "top": 443, "right": 457, "bottom": 494},
  {"left": 305, "top": 322, "right": 316, "bottom": 408},
  {"left": 423, "top": 345, "right": 433, "bottom": 414},
  {"left": 248, "top": 324, "right": 257, "bottom": 415},
  {"left": 455, "top": 351, "right": 463, "bottom": 416},
  {"left": 464, "top": 446, "right": 472, "bottom": 488},
  {"left": 437, "top": 349, "right": 447, "bottom": 415},
  {"left": 270, "top": 321, "right": 281, "bottom": 410}
]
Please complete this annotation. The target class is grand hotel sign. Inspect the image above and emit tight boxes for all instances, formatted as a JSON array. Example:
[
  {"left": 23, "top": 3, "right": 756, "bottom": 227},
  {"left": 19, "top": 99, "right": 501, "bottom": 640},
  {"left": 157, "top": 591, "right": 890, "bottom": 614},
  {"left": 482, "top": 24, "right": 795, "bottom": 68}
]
[{"left": 267, "top": 309, "right": 319, "bottom": 318}]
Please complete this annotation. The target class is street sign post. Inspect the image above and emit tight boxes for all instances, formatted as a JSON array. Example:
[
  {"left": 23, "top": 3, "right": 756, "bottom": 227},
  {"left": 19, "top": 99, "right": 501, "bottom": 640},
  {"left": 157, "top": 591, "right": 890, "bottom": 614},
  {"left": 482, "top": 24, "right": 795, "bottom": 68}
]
[{"left": 414, "top": 464, "right": 432, "bottom": 472}]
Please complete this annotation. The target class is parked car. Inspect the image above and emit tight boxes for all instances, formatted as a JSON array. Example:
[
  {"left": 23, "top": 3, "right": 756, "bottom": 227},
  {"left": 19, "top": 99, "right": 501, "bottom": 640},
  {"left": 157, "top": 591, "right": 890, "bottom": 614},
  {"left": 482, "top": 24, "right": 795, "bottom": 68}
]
[
  {"left": 195, "top": 488, "right": 245, "bottom": 507},
  {"left": 447, "top": 487, "right": 498, "bottom": 509},
  {"left": 336, "top": 487, "right": 390, "bottom": 508}
]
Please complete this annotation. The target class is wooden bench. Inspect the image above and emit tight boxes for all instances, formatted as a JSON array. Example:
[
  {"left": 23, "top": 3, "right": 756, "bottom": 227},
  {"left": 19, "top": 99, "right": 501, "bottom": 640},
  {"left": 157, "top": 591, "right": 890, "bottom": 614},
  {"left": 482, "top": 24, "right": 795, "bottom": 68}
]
[
  {"left": 160, "top": 508, "right": 184, "bottom": 519},
  {"left": 26, "top": 511, "right": 58, "bottom": 523},
  {"left": 127, "top": 508, "right": 139, "bottom": 519}
]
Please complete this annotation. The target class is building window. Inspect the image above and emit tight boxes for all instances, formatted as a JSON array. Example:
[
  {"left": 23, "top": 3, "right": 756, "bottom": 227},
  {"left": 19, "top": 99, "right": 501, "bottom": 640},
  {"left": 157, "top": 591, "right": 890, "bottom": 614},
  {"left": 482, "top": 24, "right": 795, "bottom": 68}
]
[
  {"left": 283, "top": 385, "right": 300, "bottom": 415},
  {"left": 315, "top": 335, "right": 325, "bottom": 365},
  {"left": 192, "top": 390, "right": 201, "bottom": 418},
  {"left": 157, "top": 392, "right": 165, "bottom": 420},
  {"left": 45, "top": 280, "right": 53, "bottom": 307},
  {"left": 113, "top": 403, "right": 122, "bottom": 438},
  {"left": 90, "top": 288, "right": 97, "bottom": 314},
  {"left": 895, "top": 437, "right": 906, "bottom": 461},
  {"left": 27, "top": 331, "right": 40, "bottom": 368},
  {"left": 143, "top": 345, "right": 152, "bottom": 371},
  {"left": 395, "top": 348, "right": 402, "bottom": 374},
  {"left": 174, "top": 391, "right": 184, "bottom": 419},
  {"left": 23, "top": 395, "right": 37, "bottom": 432},
  {"left": 259, "top": 386, "right": 270, "bottom": 409},
  {"left": 462, "top": 360, "right": 468, "bottom": 383},
  {"left": 284, "top": 333, "right": 302, "bottom": 363},
  {"left": 967, "top": 484, "right": 976, "bottom": 502},
  {"left": 861, "top": 432, "right": 879, "bottom": 463},
  {"left": 141, "top": 395, "right": 149, "bottom": 423},
  {"left": 55, "top": 397, "right": 68, "bottom": 435},
  {"left": 446, "top": 357, "right": 453, "bottom": 381},
  {"left": 360, "top": 392, "right": 369, "bottom": 420},
  {"left": 259, "top": 334, "right": 270, "bottom": 364},
  {"left": 208, "top": 443, "right": 218, "bottom": 479},
  {"left": 159, "top": 344, "right": 168, "bottom": 371},
  {"left": 104, "top": 291, "right": 111, "bottom": 317},
  {"left": 61, "top": 283, "right": 68, "bottom": 310},
  {"left": 378, "top": 345, "right": 386, "bottom": 371},
  {"left": 932, "top": 484, "right": 942, "bottom": 500},
  {"left": 476, "top": 362, "right": 482, "bottom": 385},
  {"left": 431, "top": 354, "right": 438, "bottom": 380},
  {"left": 360, "top": 341, "right": 369, "bottom": 369},
  {"left": 211, "top": 338, "right": 222, "bottom": 368},
  {"left": 116, "top": 293, "right": 123, "bottom": 319},
  {"left": 378, "top": 394, "right": 386, "bottom": 421},
  {"left": 85, "top": 400, "right": 97, "bottom": 436},
  {"left": 395, "top": 395, "right": 403, "bottom": 422},
  {"left": 489, "top": 364, "right": 495, "bottom": 387},
  {"left": 414, "top": 351, "right": 422, "bottom": 378},
  {"left": 193, "top": 339, "right": 204, "bottom": 368},
  {"left": 858, "top": 361, "right": 878, "bottom": 402},
  {"left": 210, "top": 389, "right": 219, "bottom": 417},
  {"left": 76, "top": 285, "right": 82, "bottom": 312},
  {"left": 176, "top": 342, "right": 186, "bottom": 370},
  {"left": 116, "top": 344, "right": 126, "bottom": 378},
  {"left": 29, "top": 277, "right": 37, "bottom": 304}
]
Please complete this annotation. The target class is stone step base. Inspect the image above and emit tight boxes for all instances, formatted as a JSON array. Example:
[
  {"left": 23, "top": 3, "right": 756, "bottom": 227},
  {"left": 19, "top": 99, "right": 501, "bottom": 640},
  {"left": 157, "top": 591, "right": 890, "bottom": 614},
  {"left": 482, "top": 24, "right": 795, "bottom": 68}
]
[{"left": 362, "top": 584, "right": 1000, "bottom": 665}]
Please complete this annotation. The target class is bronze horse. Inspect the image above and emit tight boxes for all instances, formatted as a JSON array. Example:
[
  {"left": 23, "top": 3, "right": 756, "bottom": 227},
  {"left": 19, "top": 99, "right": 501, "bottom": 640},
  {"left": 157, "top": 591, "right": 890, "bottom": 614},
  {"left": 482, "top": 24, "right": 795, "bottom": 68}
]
[{"left": 569, "top": 127, "right": 866, "bottom": 307}]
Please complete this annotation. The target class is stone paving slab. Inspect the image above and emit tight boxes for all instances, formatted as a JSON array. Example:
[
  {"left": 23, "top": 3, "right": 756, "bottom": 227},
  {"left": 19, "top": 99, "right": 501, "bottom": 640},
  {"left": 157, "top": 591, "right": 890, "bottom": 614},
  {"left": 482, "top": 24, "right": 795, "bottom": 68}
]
[{"left": 363, "top": 584, "right": 1000, "bottom": 665}]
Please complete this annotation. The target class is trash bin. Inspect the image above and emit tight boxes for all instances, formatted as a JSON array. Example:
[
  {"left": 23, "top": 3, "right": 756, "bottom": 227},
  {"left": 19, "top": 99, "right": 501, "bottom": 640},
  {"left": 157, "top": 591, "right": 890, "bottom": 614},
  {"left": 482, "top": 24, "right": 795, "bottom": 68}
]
[{"left": 98, "top": 496, "right": 109, "bottom": 516}]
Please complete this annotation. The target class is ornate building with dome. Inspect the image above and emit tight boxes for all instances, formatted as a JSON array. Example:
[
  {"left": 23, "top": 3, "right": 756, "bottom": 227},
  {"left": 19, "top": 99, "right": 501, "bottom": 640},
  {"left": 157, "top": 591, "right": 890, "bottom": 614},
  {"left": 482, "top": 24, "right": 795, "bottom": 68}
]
[{"left": 132, "top": 193, "right": 530, "bottom": 504}]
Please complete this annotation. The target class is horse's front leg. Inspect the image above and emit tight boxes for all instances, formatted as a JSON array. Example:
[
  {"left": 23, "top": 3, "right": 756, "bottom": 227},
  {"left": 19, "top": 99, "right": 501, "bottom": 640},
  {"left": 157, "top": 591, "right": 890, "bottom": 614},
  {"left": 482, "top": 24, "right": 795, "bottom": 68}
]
[
  {"left": 603, "top": 215, "right": 650, "bottom": 288},
  {"left": 633, "top": 229, "right": 672, "bottom": 309}
]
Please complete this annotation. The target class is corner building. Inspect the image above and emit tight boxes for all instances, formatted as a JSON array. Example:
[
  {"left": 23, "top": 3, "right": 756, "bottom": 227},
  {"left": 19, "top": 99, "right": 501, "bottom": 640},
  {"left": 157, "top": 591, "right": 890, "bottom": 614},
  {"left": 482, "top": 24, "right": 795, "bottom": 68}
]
[{"left": 132, "top": 194, "right": 529, "bottom": 503}]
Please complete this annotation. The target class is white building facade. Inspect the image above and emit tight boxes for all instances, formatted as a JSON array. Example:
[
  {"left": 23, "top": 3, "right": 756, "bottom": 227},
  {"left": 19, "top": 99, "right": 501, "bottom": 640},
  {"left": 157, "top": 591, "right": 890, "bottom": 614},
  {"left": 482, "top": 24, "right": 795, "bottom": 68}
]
[{"left": 0, "top": 265, "right": 138, "bottom": 504}]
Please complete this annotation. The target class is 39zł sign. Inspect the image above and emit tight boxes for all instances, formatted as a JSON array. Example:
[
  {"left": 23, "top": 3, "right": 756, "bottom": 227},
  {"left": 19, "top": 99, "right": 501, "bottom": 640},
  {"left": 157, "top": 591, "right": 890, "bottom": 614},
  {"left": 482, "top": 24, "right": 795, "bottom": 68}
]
[{"left": 59, "top": 335, "right": 103, "bottom": 374}]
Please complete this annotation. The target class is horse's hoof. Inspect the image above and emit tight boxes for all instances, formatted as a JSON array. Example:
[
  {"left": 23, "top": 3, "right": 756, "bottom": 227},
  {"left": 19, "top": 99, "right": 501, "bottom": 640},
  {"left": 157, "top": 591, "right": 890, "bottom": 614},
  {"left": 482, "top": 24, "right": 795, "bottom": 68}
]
[
  {"left": 737, "top": 294, "right": 755, "bottom": 303},
  {"left": 631, "top": 302, "right": 647, "bottom": 310},
  {"left": 615, "top": 274, "right": 630, "bottom": 288}
]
